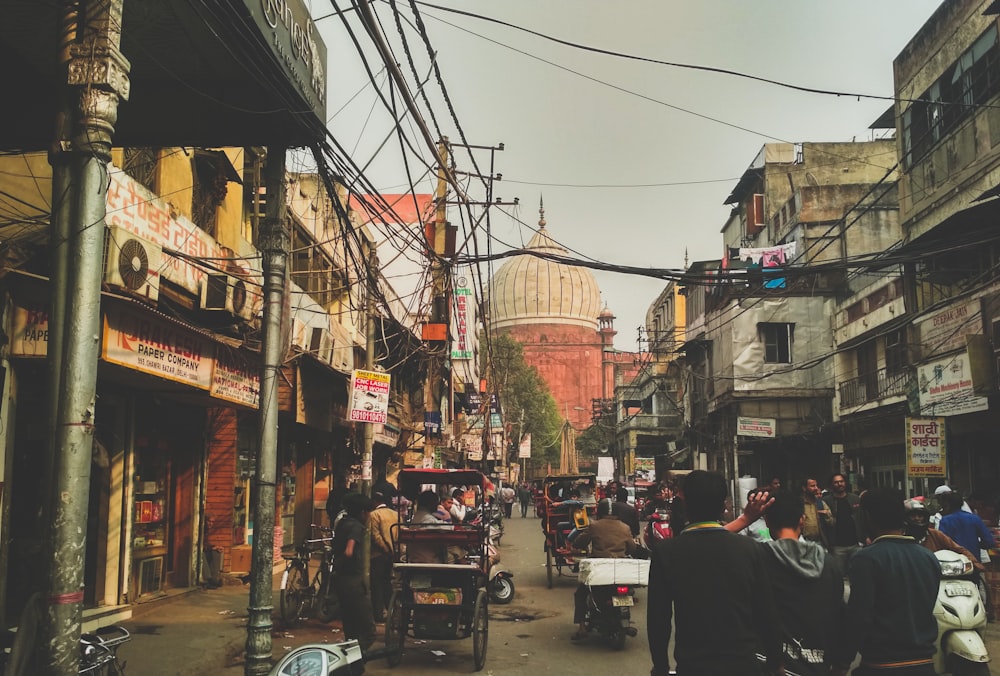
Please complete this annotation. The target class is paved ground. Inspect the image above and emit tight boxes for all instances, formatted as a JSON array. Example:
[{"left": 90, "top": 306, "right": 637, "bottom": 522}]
[{"left": 116, "top": 519, "right": 1000, "bottom": 675}]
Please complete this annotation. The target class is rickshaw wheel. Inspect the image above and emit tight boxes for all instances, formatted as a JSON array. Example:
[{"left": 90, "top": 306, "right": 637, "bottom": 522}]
[
  {"left": 385, "top": 591, "right": 404, "bottom": 667},
  {"left": 472, "top": 589, "right": 489, "bottom": 671},
  {"left": 545, "top": 548, "right": 554, "bottom": 588}
]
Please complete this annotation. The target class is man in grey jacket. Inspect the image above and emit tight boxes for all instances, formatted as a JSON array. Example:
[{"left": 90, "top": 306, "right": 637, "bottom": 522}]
[{"left": 762, "top": 491, "right": 844, "bottom": 675}]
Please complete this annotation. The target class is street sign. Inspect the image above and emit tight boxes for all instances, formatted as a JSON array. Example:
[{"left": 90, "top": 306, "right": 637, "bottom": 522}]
[{"left": 349, "top": 369, "right": 390, "bottom": 423}]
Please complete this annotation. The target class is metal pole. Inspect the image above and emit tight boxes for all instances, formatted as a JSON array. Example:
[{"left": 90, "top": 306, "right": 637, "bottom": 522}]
[
  {"left": 43, "top": 2, "right": 130, "bottom": 673},
  {"left": 245, "top": 147, "right": 288, "bottom": 676},
  {"left": 361, "top": 247, "right": 378, "bottom": 590}
]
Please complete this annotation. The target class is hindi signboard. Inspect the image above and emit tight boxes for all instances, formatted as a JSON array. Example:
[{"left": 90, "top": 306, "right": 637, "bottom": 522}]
[
  {"left": 349, "top": 369, "right": 390, "bottom": 424},
  {"left": 906, "top": 417, "right": 947, "bottom": 478}
]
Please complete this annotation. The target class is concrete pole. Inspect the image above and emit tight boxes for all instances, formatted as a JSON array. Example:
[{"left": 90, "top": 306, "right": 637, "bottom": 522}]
[
  {"left": 245, "top": 147, "right": 288, "bottom": 676},
  {"left": 361, "top": 246, "right": 378, "bottom": 590},
  {"left": 43, "top": 2, "right": 130, "bottom": 674}
]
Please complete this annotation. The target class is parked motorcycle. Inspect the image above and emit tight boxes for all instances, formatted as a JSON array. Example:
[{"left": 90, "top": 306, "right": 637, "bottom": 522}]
[
  {"left": 932, "top": 549, "right": 990, "bottom": 675},
  {"left": 643, "top": 507, "right": 672, "bottom": 550},
  {"left": 269, "top": 640, "right": 396, "bottom": 676},
  {"left": 489, "top": 560, "right": 515, "bottom": 604}
]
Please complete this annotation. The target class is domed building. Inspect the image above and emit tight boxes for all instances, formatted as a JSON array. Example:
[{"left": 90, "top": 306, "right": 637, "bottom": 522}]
[{"left": 488, "top": 204, "right": 616, "bottom": 430}]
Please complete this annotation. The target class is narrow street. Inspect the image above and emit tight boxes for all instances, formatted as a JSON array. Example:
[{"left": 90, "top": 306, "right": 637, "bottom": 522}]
[{"left": 363, "top": 513, "right": 657, "bottom": 675}]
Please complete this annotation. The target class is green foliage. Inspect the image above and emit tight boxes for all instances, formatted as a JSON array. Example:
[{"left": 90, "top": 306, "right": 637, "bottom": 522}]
[
  {"left": 482, "top": 333, "right": 563, "bottom": 464},
  {"left": 575, "top": 423, "right": 610, "bottom": 460}
]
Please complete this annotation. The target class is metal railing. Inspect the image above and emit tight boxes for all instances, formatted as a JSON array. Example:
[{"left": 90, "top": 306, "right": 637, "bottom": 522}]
[{"left": 838, "top": 367, "right": 910, "bottom": 408}]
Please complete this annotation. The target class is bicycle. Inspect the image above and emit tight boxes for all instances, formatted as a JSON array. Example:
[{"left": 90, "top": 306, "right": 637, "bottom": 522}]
[{"left": 279, "top": 524, "right": 339, "bottom": 626}]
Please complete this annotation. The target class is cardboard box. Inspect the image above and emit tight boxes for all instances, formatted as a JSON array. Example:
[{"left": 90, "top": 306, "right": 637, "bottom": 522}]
[
  {"left": 578, "top": 558, "right": 649, "bottom": 587},
  {"left": 230, "top": 544, "right": 252, "bottom": 573}
]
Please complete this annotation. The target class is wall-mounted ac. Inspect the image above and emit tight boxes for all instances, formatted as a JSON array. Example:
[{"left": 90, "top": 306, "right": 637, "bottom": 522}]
[
  {"left": 200, "top": 273, "right": 254, "bottom": 322},
  {"left": 104, "top": 225, "right": 161, "bottom": 302},
  {"left": 308, "top": 326, "right": 334, "bottom": 365}
]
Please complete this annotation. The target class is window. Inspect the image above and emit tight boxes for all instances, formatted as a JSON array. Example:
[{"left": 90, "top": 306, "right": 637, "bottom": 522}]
[
  {"left": 884, "top": 328, "right": 907, "bottom": 373},
  {"left": 760, "top": 323, "right": 793, "bottom": 363}
]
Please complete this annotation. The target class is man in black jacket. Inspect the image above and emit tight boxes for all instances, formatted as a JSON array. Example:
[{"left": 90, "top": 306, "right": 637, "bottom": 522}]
[
  {"left": 831, "top": 487, "right": 939, "bottom": 676},
  {"left": 647, "top": 470, "right": 782, "bottom": 675},
  {"left": 826, "top": 473, "right": 862, "bottom": 576},
  {"left": 611, "top": 486, "right": 640, "bottom": 537},
  {"left": 762, "top": 491, "right": 844, "bottom": 675}
]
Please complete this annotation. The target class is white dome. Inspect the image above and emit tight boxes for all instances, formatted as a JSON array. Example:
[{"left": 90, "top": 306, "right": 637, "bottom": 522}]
[{"left": 487, "top": 208, "right": 601, "bottom": 330}]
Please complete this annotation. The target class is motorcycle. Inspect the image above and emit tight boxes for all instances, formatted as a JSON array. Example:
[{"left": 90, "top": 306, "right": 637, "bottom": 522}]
[
  {"left": 932, "top": 549, "right": 990, "bottom": 675},
  {"left": 643, "top": 507, "right": 672, "bottom": 550},
  {"left": 577, "top": 558, "right": 648, "bottom": 650},
  {"left": 269, "top": 640, "right": 396, "bottom": 676},
  {"left": 489, "top": 560, "right": 515, "bottom": 604}
]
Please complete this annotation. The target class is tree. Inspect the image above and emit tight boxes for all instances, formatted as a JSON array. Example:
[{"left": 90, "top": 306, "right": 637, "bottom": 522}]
[{"left": 483, "top": 333, "right": 563, "bottom": 467}]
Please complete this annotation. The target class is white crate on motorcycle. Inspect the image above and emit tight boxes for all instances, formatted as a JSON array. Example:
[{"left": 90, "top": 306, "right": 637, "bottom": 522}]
[{"left": 578, "top": 558, "right": 649, "bottom": 587}]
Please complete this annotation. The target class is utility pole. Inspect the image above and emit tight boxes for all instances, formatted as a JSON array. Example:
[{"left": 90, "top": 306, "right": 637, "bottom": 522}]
[
  {"left": 245, "top": 147, "right": 288, "bottom": 676},
  {"left": 360, "top": 245, "right": 378, "bottom": 590},
  {"left": 423, "top": 139, "right": 450, "bottom": 466},
  {"left": 42, "top": 2, "right": 130, "bottom": 674}
]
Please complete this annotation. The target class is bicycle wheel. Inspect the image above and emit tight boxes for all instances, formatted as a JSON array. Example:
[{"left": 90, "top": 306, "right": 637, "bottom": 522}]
[
  {"left": 385, "top": 591, "right": 404, "bottom": 668},
  {"left": 279, "top": 562, "right": 309, "bottom": 625},
  {"left": 472, "top": 589, "right": 489, "bottom": 671},
  {"left": 316, "top": 572, "right": 340, "bottom": 622}
]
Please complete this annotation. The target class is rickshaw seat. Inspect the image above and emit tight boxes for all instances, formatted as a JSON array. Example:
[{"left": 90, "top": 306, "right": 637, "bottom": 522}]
[{"left": 396, "top": 525, "right": 483, "bottom": 549}]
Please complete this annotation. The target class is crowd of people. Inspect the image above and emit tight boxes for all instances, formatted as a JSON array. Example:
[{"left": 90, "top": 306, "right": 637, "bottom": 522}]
[{"left": 636, "top": 471, "right": 997, "bottom": 675}]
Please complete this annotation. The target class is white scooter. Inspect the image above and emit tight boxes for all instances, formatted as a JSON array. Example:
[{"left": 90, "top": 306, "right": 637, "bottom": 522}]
[{"left": 933, "top": 549, "right": 990, "bottom": 675}]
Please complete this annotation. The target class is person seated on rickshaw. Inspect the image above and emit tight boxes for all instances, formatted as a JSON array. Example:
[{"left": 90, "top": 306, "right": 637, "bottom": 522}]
[
  {"left": 549, "top": 488, "right": 587, "bottom": 551},
  {"left": 406, "top": 490, "right": 452, "bottom": 563}
]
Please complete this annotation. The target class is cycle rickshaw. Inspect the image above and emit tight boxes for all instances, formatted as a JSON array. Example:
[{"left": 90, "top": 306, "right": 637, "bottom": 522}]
[
  {"left": 386, "top": 468, "right": 491, "bottom": 671},
  {"left": 539, "top": 473, "right": 598, "bottom": 588}
]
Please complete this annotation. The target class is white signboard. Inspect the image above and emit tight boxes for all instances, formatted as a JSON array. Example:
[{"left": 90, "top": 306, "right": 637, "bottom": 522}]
[
  {"left": 210, "top": 347, "right": 260, "bottom": 407},
  {"left": 737, "top": 416, "right": 776, "bottom": 438},
  {"left": 916, "top": 352, "right": 990, "bottom": 417},
  {"left": 518, "top": 433, "right": 532, "bottom": 459},
  {"left": 349, "top": 369, "right": 390, "bottom": 423},
  {"left": 916, "top": 298, "right": 982, "bottom": 359},
  {"left": 451, "top": 285, "right": 473, "bottom": 360},
  {"left": 463, "top": 433, "right": 483, "bottom": 461}
]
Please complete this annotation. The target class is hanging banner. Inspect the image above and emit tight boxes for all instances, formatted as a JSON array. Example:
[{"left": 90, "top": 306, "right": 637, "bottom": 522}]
[
  {"left": 349, "top": 369, "right": 390, "bottom": 423},
  {"left": 518, "top": 433, "right": 532, "bottom": 459},
  {"left": 916, "top": 352, "right": 989, "bottom": 417},
  {"left": 906, "top": 417, "right": 947, "bottom": 477}
]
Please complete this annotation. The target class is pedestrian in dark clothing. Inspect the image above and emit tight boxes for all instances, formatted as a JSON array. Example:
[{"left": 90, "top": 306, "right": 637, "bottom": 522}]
[
  {"left": 647, "top": 470, "right": 782, "bottom": 676},
  {"left": 826, "top": 473, "right": 862, "bottom": 576},
  {"left": 332, "top": 492, "right": 376, "bottom": 652},
  {"left": 831, "top": 487, "right": 940, "bottom": 676},
  {"left": 938, "top": 491, "right": 995, "bottom": 563},
  {"left": 517, "top": 483, "right": 531, "bottom": 517},
  {"left": 761, "top": 491, "right": 844, "bottom": 675},
  {"left": 612, "top": 486, "right": 641, "bottom": 537}
]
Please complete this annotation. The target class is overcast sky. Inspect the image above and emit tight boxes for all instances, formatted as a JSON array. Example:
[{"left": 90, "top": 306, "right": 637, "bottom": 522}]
[{"left": 312, "top": 1, "right": 943, "bottom": 350}]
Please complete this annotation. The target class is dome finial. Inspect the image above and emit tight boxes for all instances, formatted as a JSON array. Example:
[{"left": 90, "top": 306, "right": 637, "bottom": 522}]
[{"left": 538, "top": 195, "right": 546, "bottom": 229}]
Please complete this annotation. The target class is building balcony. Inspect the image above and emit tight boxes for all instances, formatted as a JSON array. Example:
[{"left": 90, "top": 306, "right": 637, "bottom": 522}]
[
  {"left": 620, "top": 413, "right": 681, "bottom": 432},
  {"left": 838, "top": 367, "right": 910, "bottom": 409}
]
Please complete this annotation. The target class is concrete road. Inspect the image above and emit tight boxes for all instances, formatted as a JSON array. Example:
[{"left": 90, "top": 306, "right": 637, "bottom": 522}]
[{"left": 363, "top": 513, "right": 655, "bottom": 675}]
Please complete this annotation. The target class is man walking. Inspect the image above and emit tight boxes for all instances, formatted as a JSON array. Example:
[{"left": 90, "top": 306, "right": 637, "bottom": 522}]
[
  {"left": 761, "top": 491, "right": 844, "bottom": 675},
  {"left": 500, "top": 483, "right": 516, "bottom": 519},
  {"left": 939, "top": 490, "right": 995, "bottom": 564},
  {"left": 647, "top": 470, "right": 782, "bottom": 675},
  {"left": 517, "top": 483, "right": 532, "bottom": 518},
  {"left": 831, "top": 487, "right": 940, "bottom": 676},
  {"left": 332, "top": 492, "right": 377, "bottom": 653},
  {"left": 826, "top": 473, "right": 862, "bottom": 575},
  {"left": 368, "top": 485, "right": 399, "bottom": 622}
]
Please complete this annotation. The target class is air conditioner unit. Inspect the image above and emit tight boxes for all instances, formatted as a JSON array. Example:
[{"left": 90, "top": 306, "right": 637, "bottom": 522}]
[
  {"left": 200, "top": 273, "right": 254, "bottom": 322},
  {"left": 308, "top": 326, "right": 334, "bottom": 364},
  {"left": 104, "top": 225, "right": 161, "bottom": 302}
]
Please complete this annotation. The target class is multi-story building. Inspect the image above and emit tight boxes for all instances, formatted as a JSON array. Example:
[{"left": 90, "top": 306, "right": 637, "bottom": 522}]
[
  {"left": 835, "top": 0, "right": 1000, "bottom": 499},
  {"left": 681, "top": 141, "right": 900, "bottom": 493}
]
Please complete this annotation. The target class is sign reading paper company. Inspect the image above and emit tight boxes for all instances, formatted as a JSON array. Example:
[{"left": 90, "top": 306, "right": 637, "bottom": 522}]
[
  {"left": 737, "top": 416, "right": 776, "bottom": 438},
  {"left": 451, "top": 285, "right": 473, "bottom": 360},
  {"left": 102, "top": 305, "right": 212, "bottom": 389},
  {"left": 210, "top": 348, "right": 260, "bottom": 407},
  {"left": 916, "top": 352, "right": 989, "bottom": 416},
  {"left": 906, "top": 417, "right": 947, "bottom": 477},
  {"left": 11, "top": 303, "right": 49, "bottom": 357},
  {"left": 349, "top": 369, "right": 390, "bottom": 423}
]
